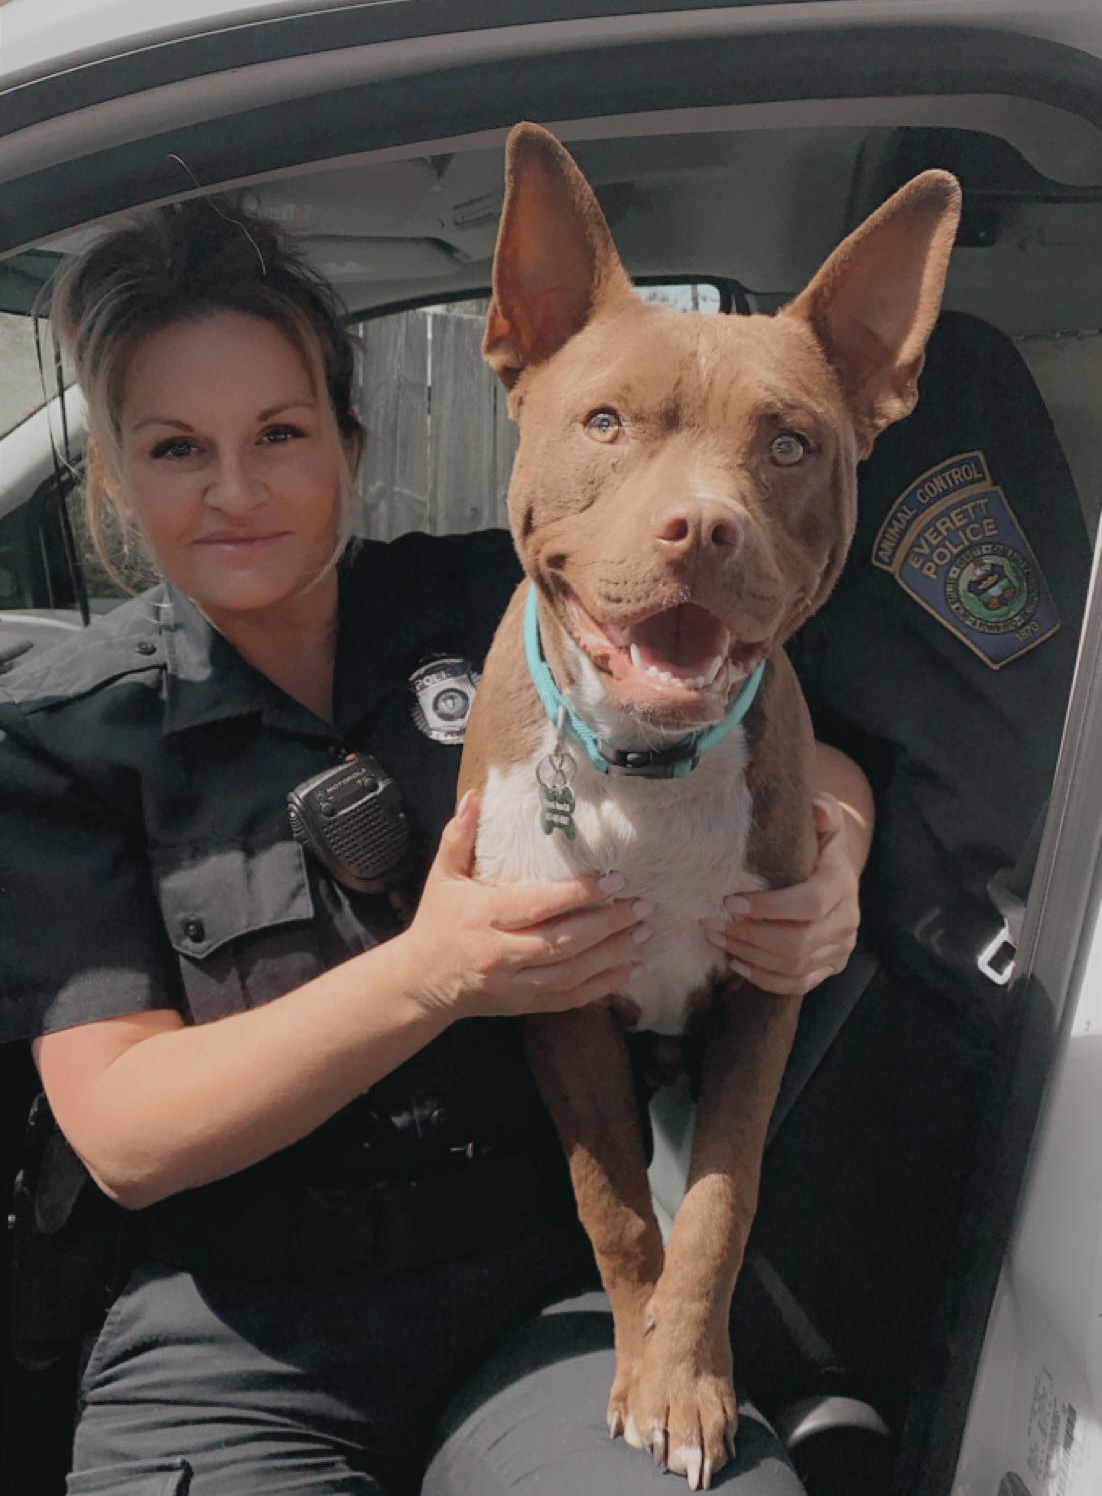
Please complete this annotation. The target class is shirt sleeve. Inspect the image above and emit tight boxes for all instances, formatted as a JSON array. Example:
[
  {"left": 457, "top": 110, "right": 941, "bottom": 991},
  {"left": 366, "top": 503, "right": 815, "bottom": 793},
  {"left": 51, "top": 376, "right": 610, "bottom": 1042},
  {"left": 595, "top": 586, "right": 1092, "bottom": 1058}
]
[{"left": 0, "top": 691, "right": 183, "bottom": 1044}]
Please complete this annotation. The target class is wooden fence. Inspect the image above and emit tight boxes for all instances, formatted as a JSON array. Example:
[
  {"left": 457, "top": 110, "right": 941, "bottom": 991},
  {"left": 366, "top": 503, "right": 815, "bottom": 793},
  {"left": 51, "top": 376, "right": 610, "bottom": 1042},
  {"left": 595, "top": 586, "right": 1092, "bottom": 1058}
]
[{"left": 352, "top": 300, "right": 518, "bottom": 541}]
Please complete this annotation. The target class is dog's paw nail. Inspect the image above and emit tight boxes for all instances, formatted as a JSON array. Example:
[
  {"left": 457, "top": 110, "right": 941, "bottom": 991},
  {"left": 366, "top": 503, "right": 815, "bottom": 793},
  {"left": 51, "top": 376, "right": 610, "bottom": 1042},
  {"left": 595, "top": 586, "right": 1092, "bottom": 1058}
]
[
  {"left": 726, "top": 1429, "right": 739, "bottom": 1458},
  {"left": 684, "top": 1448, "right": 704, "bottom": 1490},
  {"left": 608, "top": 1409, "right": 623, "bottom": 1439},
  {"left": 651, "top": 1427, "right": 667, "bottom": 1469}
]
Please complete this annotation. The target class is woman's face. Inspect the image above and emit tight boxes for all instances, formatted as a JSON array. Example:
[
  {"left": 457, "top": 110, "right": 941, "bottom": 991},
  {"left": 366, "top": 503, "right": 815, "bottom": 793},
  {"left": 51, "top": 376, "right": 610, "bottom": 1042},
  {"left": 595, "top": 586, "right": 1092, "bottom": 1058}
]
[{"left": 118, "top": 310, "right": 347, "bottom": 630}]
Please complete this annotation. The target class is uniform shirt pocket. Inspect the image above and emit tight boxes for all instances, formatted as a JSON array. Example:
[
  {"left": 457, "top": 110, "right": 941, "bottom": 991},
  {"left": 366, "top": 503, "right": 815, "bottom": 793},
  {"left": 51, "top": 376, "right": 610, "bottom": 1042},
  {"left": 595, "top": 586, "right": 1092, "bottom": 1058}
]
[{"left": 155, "top": 839, "right": 321, "bottom": 1022}]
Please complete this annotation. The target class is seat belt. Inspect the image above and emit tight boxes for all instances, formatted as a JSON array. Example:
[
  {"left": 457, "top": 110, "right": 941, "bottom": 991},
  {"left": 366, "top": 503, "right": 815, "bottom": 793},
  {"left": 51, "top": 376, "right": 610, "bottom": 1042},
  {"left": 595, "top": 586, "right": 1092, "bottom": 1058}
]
[{"left": 977, "top": 804, "right": 1048, "bottom": 988}]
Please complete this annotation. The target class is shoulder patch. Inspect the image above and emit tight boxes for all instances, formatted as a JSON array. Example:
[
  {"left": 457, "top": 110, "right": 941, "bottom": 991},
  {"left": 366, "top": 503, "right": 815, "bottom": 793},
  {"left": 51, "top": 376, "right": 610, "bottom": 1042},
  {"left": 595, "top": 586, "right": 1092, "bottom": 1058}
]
[{"left": 871, "top": 450, "right": 1059, "bottom": 670}]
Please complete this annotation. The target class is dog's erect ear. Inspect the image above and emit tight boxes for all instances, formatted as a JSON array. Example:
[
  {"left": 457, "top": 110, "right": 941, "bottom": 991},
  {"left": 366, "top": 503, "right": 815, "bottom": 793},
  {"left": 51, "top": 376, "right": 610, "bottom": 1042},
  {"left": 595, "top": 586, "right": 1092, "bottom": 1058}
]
[
  {"left": 483, "top": 123, "right": 636, "bottom": 389},
  {"left": 786, "top": 170, "right": 961, "bottom": 455}
]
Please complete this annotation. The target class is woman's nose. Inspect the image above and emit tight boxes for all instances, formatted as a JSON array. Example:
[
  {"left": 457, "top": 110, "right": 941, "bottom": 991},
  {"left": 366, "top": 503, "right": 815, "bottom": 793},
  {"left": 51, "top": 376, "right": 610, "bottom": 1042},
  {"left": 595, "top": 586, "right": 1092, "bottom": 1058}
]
[{"left": 206, "top": 451, "right": 265, "bottom": 512}]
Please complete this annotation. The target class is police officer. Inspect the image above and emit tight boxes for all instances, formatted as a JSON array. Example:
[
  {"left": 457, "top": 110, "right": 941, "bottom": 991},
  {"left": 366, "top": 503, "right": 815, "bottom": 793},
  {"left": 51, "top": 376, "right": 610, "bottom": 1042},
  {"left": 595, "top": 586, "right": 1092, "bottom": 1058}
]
[{"left": 0, "top": 198, "right": 867, "bottom": 1496}]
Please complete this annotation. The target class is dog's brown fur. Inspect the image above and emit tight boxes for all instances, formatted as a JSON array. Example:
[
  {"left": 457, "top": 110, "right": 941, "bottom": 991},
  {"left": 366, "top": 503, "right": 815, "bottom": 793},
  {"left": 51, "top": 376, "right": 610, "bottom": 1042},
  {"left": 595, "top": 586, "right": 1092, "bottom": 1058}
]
[{"left": 460, "top": 123, "right": 960, "bottom": 1486}]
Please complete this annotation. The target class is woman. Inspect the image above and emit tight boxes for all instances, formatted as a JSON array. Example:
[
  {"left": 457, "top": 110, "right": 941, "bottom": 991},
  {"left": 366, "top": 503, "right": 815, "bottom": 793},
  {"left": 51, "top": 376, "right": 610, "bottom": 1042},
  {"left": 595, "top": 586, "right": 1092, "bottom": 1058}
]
[{"left": 0, "top": 198, "right": 871, "bottom": 1495}]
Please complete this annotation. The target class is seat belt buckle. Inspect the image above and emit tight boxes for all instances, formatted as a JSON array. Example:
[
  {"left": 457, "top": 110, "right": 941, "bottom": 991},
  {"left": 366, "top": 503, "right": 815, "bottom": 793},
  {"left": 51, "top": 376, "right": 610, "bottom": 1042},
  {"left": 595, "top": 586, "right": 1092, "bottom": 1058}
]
[
  {"left": 977, "top": 867, "right": 1027, "bottom": 987},
  {"left": 977, "top": 920, "right": 1016, "bottom": 987}
]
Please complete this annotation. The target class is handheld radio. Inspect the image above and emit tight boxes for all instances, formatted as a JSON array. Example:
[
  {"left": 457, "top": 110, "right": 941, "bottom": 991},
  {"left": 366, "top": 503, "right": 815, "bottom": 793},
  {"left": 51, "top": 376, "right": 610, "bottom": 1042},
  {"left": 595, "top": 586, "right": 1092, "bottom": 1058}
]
[{"left": 288, "top": 753, "right": 410, "bottom": 895}]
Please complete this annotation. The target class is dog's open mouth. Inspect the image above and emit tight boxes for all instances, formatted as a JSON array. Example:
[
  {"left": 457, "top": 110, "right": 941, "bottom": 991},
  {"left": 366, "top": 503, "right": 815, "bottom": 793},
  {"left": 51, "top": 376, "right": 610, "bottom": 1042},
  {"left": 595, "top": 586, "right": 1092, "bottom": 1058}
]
[{"left": 566, "top": 594, "right": 763, "bottom": 708}]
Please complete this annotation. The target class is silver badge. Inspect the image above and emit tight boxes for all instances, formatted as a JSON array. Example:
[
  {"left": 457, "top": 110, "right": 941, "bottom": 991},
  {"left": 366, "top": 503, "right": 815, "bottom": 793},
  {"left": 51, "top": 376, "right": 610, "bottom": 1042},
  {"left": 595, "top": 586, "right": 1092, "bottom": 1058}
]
[{"left": 409, "top": 657, "right": 481, "bottom": 744}]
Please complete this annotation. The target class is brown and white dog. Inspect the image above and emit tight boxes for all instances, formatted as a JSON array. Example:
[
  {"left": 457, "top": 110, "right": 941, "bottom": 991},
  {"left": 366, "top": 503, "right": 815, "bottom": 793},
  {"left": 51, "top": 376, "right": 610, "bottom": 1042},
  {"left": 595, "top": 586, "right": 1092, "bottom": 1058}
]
[{"left": 458, "top": 123, "right": 959, "bottom": 1489}]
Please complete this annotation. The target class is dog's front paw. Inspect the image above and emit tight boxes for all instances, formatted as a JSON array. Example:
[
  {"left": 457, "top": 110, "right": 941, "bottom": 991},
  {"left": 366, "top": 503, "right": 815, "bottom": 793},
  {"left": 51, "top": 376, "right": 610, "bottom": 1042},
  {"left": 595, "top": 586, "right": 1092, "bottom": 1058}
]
[{"left": 621, "top": 1353, "right": 739, "bottom": 1490}]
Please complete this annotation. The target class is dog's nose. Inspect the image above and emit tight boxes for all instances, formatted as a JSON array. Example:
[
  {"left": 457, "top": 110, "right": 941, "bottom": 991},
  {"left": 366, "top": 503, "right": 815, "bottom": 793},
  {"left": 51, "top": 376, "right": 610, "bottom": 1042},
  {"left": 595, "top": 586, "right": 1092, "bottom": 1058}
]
[{"left": 653, "top": 500, "right": 741, "bottom": 555}]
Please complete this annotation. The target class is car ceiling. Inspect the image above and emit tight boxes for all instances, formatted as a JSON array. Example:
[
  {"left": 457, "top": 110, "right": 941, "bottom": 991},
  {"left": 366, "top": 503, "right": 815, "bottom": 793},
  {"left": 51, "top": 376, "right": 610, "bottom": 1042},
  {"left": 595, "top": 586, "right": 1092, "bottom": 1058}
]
[{"left": 2, "top": 9, "right": 1102, "bottom": 341}]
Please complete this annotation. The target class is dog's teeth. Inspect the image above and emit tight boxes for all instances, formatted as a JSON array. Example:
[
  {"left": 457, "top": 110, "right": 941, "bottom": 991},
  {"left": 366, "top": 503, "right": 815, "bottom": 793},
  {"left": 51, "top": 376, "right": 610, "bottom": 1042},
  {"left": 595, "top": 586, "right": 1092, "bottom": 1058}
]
[
  {"left": 705, "top": 654, "right": 725, "bottom": 685},
  {"left": 630, "top": 643, "right": 642, "bottom": 670}
]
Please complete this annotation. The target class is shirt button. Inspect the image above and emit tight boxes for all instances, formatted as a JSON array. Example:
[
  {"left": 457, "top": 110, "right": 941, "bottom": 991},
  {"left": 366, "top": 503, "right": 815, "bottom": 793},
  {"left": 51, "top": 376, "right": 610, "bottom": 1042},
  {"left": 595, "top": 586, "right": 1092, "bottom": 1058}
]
[
  {"left": 135, "top": 641, "right": 156, "bottom": 657},
  {"left": 183, "top": 918, "right": 206, "bottom": 943}
]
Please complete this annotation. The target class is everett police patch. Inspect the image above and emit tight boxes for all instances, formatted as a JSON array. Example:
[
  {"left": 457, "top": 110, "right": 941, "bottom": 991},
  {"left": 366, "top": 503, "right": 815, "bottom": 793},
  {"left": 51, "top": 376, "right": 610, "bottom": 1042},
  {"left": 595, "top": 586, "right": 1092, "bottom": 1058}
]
[{"left": 872, "top": 450, "right": 1059, "bottom": 669}]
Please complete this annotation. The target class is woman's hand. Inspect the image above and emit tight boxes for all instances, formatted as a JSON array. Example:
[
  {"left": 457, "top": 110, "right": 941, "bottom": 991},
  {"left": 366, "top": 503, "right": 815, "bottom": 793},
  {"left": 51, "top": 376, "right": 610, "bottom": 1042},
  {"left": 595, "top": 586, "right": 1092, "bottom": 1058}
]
[
  {"left": 700, "top": 795, "right": 860, "bottom": 997},
  {"left": 397, "top": 790, "right": 652, "bottom": 1020},
  {"left": 700, "top": 743, "right": 875, "bottom": 998}
]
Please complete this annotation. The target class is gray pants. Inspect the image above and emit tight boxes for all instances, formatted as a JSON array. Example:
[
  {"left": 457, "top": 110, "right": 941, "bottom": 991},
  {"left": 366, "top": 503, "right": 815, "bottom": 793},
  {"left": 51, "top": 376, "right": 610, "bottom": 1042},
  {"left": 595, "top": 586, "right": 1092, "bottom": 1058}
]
[{"left": 68, "top": 1233, "right": 805, "bottom": 1496}]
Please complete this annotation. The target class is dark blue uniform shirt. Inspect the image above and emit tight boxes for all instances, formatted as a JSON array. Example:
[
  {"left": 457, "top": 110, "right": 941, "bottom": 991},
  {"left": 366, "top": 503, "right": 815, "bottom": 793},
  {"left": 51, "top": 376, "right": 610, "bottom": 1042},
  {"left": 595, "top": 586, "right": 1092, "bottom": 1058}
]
[{"left": 0, "top": 530, "right": 572, "bottom": 1174}]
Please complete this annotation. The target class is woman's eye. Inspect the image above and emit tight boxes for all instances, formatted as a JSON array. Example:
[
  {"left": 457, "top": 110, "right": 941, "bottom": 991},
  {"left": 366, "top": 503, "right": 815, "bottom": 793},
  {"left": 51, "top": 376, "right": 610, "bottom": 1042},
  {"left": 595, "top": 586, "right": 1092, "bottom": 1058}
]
[
  {"left": 769, "top": 432, "right": 809, "bottom": 467},
  {"left": 584, "top": 408, "right": 623, "bottom": 444},
  {"left": 261, "top": 423, "right": 305, "bottom": 446},
  {"left": 150, "top": 437, "right": 197, "bottom": 460}
]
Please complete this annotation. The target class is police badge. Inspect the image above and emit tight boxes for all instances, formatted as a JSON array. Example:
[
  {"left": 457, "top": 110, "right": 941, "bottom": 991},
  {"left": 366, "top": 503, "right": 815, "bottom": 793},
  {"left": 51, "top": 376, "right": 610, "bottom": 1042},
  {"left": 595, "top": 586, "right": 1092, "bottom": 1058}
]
[{"left": 409, "top": 657, "right": 481, "bottom": 744}]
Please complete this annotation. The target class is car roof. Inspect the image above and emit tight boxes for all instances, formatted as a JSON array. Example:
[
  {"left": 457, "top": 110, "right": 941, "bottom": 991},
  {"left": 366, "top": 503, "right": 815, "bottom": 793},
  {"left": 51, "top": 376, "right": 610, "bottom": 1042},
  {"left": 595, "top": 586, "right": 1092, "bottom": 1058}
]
[
  {"left": 4, "top": 1, "right": 1102, "bottom": 90},
  {"left": 3, "top": 0, "right": 1102, "bottom": 338}
]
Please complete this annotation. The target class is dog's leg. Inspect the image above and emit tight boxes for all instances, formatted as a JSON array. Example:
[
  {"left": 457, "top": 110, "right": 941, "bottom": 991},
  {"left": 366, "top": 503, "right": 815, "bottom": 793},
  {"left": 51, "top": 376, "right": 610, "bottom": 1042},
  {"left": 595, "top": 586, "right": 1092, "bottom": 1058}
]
[
  {"left": 629, "top": 985, "right": 802, "bottom": 1486},
  {"left": 523, "top": 1005, "right": 665, "bottom": 1436}
]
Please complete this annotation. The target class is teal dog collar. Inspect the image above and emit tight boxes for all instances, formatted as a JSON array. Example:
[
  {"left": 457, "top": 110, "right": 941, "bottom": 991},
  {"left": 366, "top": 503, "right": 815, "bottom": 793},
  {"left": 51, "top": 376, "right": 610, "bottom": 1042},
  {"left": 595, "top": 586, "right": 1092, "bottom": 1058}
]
[{"left": 523, "top": 584, "right": 765, "bottom": 780}]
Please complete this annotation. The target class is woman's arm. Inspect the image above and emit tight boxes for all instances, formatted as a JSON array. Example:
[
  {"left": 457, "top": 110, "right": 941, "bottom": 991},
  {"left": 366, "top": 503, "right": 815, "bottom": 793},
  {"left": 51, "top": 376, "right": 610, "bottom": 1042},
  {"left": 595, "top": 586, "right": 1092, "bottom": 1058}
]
[
  {"left": 701, "top": 741, "right": 874, "bottom": 997},
  {"left": 35, "top": 794, "right": 647, "bottom": 1210}
]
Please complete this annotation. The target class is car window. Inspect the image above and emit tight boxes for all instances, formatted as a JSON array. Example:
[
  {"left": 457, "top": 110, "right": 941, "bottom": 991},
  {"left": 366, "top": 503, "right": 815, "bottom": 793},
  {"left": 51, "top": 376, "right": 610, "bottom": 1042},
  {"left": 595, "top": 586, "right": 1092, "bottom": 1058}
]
[
  {"left": 0, "top": 313, "right": 51, "bottom": 438},
  {"left": 351, "top": 283, "right": 724, "bottom": 542}
]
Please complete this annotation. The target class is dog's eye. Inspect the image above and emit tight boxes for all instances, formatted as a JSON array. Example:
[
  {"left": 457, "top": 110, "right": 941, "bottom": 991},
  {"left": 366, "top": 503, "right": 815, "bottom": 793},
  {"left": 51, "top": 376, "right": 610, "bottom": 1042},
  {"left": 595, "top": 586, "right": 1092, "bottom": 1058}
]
[
  {"left": 584, "top": 409, "right": 623, "bottom": 444},
  {"left": 769, "top": 432, "right": 808, "bottom": 467}
]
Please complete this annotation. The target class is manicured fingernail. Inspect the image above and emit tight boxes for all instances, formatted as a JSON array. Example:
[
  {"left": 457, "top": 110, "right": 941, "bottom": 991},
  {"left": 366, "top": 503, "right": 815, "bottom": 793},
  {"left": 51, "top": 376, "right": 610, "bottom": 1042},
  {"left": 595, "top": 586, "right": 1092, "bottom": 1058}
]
[
  {"left": 632, "top": 899, "right": 656, "bottom": 919},
  {"left": 700, "top": 917, "right": 726, "bottom": 933},
  {"left": 703, "top": 930, "right": 728, "bottom": 950},
  {"left": 632, "top": 923, "right": 654, "bottom": 945},
  {"left": 729, "top": 958, "right": 752, "bottom": 977},
  {"left": 456, "top": 790, "right": 473, "bottom": 817},
  {"left": 724, "top": 895, "right": 752, "bottom": 915},
  {"left": 598, "top": 871, "right": 626, "bottom": 894}
]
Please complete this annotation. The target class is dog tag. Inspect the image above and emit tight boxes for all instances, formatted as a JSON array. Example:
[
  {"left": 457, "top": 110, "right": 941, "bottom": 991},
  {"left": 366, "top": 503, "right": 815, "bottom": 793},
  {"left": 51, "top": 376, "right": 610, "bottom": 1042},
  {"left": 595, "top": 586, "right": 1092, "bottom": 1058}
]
[
  {"left": 539, "top": 782, "right": 577, "bottom": 839},
  {"left": 537, "top": 747, "right": 578, "bottom": 840}
]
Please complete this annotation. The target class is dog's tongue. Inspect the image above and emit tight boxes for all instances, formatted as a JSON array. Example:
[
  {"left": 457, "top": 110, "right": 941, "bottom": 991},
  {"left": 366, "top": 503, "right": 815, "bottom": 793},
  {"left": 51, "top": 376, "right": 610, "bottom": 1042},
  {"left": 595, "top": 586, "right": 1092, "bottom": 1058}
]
[{"left": 627, "top": 605, "right": 728, "bottom": 678}]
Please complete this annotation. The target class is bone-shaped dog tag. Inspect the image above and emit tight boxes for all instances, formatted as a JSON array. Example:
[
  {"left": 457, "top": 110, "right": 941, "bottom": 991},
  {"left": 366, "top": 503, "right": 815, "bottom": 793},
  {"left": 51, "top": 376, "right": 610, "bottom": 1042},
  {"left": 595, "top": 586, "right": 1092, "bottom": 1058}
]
[
  {"left": 539, "top": 782, "right": 577, "bottom": 839},
  {"left": 537, "top": 748, "right": 578, "bottom": 840}
]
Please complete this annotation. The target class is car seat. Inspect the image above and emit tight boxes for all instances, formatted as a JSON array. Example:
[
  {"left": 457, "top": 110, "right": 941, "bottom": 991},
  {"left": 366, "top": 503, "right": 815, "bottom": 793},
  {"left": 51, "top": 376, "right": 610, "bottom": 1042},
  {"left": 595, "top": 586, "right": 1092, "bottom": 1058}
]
[{"left": 729, "top": 306, "right": 1092, "bottom": 1492}]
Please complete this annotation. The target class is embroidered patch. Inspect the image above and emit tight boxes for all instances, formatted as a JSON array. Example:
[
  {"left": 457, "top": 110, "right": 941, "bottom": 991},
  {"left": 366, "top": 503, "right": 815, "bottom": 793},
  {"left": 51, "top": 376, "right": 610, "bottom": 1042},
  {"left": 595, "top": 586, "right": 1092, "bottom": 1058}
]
[
  {"left": 409, "top": 657, "right": 481, "bottom": 743},
  {"left": 872, "top": 450, "right": 1059, "bottom": 669}
]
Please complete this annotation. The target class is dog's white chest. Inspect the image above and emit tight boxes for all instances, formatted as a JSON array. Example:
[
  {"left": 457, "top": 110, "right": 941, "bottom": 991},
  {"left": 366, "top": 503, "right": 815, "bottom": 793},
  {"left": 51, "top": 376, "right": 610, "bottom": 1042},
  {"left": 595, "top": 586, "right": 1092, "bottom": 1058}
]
[{"left": 476, "top": 723, "right": 764, "bottom": 1035}]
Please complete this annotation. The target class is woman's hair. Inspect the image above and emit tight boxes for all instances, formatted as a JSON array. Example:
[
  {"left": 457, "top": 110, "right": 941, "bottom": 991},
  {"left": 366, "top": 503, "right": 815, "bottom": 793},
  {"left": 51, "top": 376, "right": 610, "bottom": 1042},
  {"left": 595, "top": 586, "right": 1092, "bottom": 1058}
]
[{"left": 47, "top": 195, "right": 363, "bottom": 587}]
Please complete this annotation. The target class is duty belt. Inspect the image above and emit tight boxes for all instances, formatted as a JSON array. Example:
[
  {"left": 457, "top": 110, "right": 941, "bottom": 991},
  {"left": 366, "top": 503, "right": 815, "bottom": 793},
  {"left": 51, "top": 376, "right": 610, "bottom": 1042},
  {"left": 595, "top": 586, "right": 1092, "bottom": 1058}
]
[{"left": 139, "top": 1144, "right": 578, "bottom": 1279}]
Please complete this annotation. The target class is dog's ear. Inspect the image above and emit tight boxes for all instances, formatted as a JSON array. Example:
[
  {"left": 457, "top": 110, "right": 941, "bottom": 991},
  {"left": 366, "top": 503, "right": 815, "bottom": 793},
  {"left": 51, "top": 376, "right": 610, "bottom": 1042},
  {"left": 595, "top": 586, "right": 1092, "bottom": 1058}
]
[
  {"left": 786, "top": 170, "right": 961, "bottom": 455},
  {"left": 483, "top": 122, "right": 636, "bottom": 389}
]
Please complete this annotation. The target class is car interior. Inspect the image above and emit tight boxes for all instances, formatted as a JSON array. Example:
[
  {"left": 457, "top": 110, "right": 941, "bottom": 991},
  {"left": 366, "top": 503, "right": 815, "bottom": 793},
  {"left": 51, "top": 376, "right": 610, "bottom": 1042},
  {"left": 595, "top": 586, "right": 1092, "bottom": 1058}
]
[{"left": 2, "top": 50, "right": 1102, "bottom": 1496}]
